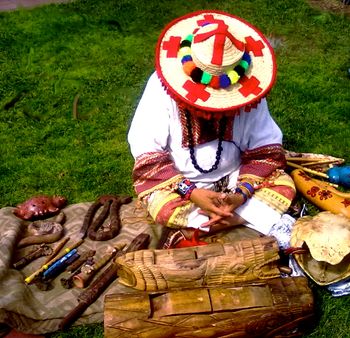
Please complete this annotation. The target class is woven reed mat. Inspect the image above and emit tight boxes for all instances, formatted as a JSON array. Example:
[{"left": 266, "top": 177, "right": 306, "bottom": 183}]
[{"left": 0, "top": 199, "right": 261, "bottom": 335}]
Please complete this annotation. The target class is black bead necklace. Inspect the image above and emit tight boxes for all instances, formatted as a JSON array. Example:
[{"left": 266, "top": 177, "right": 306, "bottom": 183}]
[{"left": 184, "top": 109, "right": 227, "bottom": 174}]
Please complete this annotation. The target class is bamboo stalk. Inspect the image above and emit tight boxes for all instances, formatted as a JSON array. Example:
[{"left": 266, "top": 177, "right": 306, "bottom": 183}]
[
  {"left": 286, "top": 157, "right": 330, "bottom": 162},
  {"left": 300, "top": 160, "right": 338, "bottom": 167},
  {"left": 286, "top": 161, "right": 329, "bottom": 178}
]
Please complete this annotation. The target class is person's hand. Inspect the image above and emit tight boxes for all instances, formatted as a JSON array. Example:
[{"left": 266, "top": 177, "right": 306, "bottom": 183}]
[
  {"left": 223, "top": 192, "right": 246, "bottom": 211},
  {"left": 189, "top": 188, "right": 233, "bottom": 218},
  {"left": 199, "top": 192, "right": 246, "bottom": 228}
]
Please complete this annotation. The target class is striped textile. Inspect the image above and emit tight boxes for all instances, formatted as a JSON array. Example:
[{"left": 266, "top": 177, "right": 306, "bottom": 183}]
[
  {"left": 132, "top": 151, "right": 183, "bottom": 199},
  {"left": 239, "top": 144, "right": 287, "bottom": 180}
]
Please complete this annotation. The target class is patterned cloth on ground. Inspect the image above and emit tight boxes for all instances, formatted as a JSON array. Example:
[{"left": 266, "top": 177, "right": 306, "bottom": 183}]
[
  {"left": 0, "top": 200, "right": 162, "bottom": 334},
  {"left": 0, "top": 199, "right": 266, "bottom": 334}
]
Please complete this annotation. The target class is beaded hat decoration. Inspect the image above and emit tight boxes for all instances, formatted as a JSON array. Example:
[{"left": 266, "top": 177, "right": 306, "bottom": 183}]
[{"left": 155, "top": 10, "right": 277, "bottom": 115}]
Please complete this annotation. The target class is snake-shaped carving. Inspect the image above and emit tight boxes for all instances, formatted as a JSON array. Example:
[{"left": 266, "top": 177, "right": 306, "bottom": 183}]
[
  {"left": 17, "top": 212, "right": 66, "bottom": 248},
  {"left": 80, "top": 195, "right": 132, "bottom": 241}
]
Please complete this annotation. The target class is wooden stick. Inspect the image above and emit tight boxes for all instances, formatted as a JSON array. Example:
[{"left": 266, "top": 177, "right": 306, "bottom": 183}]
[
  {"left": 72, "top": 94, "right": 80, "bottom": 120},
  {"left": 43, "top": 236, "right": 70, "bottom": 264},
  {"left": 286, "top": 157, "right": 330, "bottom": 162},
  {"left": 286, "top": 161, "right": 329, "bottom": 178},
  {"left": 301, "top": 159, "right": 339, "bottom": 167}
]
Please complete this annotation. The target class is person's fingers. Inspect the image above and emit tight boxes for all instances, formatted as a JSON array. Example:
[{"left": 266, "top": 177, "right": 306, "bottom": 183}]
[
  {"left": 201, "top": 204, "right": 233, "bottom": 217},
  {"left": 200, "top": 214, "right": 225, "bottom": 227}
]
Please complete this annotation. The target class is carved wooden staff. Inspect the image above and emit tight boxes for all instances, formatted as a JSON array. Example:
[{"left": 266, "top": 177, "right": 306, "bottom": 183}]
[{"left": 59, "top": 233, "right": 150, "bottom": 330}]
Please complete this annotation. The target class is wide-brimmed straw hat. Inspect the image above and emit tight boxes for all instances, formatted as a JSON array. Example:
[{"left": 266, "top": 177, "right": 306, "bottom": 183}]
[{"left": 155, "top": 10, "right": 276, "bottom": 117}]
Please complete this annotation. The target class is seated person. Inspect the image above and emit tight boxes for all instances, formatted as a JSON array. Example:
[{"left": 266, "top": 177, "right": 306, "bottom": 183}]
[{"left": 128, "top": 10, "right": 296, "bottom": 247}]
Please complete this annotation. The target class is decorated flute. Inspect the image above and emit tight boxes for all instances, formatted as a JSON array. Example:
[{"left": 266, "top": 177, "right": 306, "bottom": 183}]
[
  {"left": 24, "top": 239, "right": 84, "bottom": 284},
  {"left": 42, "top": 249, "right": 80, "bottom": 280}
]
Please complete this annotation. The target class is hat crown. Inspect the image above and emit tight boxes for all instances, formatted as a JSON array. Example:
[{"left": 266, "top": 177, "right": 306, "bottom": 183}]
[
  {"left": 155, "top": 10, "right": 277, "bottom": 114},
  {"left": 192, "top": 23, "right": 245, "bottom": 76}
]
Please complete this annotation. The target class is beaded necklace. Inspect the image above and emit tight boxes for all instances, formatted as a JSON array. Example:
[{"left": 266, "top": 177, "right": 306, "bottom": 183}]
[{"left": 184, "top": 109, "right": 227, "bottom": 173}]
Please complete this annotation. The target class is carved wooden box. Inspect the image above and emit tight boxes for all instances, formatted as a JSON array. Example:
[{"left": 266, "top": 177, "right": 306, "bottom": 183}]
[{"left": 104, "top": 277, "right": 314, "bottom": 338}]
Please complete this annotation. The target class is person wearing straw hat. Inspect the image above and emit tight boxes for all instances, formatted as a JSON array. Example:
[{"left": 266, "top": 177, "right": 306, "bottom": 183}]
[{"left": 128, "top": 10, "right": 296, "bottom": 248}]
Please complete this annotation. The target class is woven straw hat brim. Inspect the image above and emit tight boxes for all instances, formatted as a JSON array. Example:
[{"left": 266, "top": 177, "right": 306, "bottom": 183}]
[{"left": 155, "top": 10, "right": 277, "bottom": 113}]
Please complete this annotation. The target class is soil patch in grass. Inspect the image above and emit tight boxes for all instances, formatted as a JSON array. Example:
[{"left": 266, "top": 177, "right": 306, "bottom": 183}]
[{"left": 308, "top": 0, "right": 350, "bottom": 16}]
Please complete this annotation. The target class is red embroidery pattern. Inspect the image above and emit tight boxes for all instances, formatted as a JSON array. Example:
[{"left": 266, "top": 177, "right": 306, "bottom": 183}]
[
  {"left": 307, "top": 186, "right": 320, "bottom": 198},
  {"left": 239, "top": 144, "right": 286, "bottom": 178},
  {"left": 341, "top": 199, "right": 350, "bottom": 208},
  {"left": 162, "top": 36, "right": 182, "bottom": 58},
  {"left": 133, "top": 151, "right": 180, "bottom": 195},
  {"left": 183, "top": 80, "right": 210, "bottom": 103},
  {"left": 179, "top": 106, "right": 234, "bottom": 147},
  {"left": 245, "top": 36, "right": 265, "bottom": 56}
]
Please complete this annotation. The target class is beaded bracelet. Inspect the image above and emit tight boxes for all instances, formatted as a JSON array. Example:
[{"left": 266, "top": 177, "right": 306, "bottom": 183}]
[
  {"left": 177, "top": 179, "right": 197, "bottom": 200},
  {"left": 234, "top": 187, "right": 248, "bottom": 204},
  {"left": 238, "top": 181, "right": 255, "bottom": 195}
]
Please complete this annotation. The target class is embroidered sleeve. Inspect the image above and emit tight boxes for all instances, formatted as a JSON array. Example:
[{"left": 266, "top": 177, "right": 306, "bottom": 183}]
[
  {"left": 238, "top": 143, "right": 286, "bottom": 181},
  {"left": 132, "top": 151, "right": 190, "bottom": 228},
  {"left": 132, "top": 151, "right": 183, "bottom": 198}
]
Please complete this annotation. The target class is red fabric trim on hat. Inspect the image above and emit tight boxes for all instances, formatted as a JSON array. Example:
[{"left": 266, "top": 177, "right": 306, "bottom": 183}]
[
  {"left": 245, "top": 36, "right": 265, "bottom": 57},
  {"left": 162, "top": 36, "right": 182, "bottom": 58},
  {"left": 197, "top": 12, "right": 242, "bottom": 52},
  {"left": 183, "top": 80, "right": 210, "bottom": 102},
  {"left": 194, "top": 17, "right": 244, "bottom": 65},
  {"left": 244, "top": 98, "right": 261, "bottom": 112},
  {"left": 239, "top": 75, "right": 263, "bottom": 97}
]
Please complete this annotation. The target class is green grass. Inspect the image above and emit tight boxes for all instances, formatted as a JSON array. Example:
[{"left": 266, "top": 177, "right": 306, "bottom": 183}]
[{"left": 0, "top": 0, "right": 349, "bottom": 337}]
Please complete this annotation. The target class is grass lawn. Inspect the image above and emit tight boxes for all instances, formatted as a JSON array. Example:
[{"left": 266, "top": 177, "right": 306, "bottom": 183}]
[{"left": 0, "top": 0, "right": 349, "bottom": 337}]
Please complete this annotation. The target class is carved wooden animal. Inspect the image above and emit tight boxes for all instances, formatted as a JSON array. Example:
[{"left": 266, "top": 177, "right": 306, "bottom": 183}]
[{"left": 115, "top": 236, "right": 282, "bottom": 291}]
